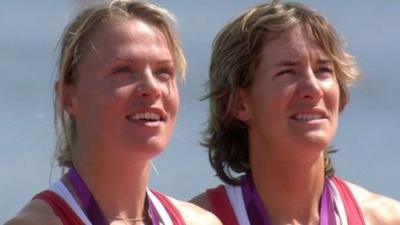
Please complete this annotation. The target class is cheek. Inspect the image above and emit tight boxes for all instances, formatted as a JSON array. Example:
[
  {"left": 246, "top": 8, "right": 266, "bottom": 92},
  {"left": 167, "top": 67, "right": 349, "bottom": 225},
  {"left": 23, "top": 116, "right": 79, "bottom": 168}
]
[
  {"left": 325, "top": 82, "right": 340, "bottom": 130},
  {"left": 329, "top": 83, "right": 341, "bottom": 112},
  {"left": 246, "top": 88, "right": 284, "bottom": 126},
  {"left": 165, "top": 80, "right": 179, "bottom": 111},
  {"left": 255, "top": 85, "right": 293, "bottom": 111},
  {"left": 169, "top": 87, "right": 180, "bottom": 117},
  {"left": 78, "top": 85, "right": 127, "bottom": 120}
]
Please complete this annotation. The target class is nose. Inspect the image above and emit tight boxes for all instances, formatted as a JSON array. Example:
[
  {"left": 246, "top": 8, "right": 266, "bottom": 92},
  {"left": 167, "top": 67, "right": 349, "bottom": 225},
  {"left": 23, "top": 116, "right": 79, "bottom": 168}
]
[
  {"left": 136, "top": 68, "right": 161, "bottom": 99},
  {"left": 297, "top": 69, "right": 323, "bottom": 102}
]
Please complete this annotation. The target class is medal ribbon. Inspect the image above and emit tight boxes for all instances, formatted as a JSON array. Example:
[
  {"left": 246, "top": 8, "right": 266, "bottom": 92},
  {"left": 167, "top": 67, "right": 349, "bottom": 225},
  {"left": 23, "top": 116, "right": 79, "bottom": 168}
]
[
  {"left": 241, "top": 174, "right": 336, "bottom": 225},
  {"left": 66, "top": 167, "right": 159, "bottom": 224}
]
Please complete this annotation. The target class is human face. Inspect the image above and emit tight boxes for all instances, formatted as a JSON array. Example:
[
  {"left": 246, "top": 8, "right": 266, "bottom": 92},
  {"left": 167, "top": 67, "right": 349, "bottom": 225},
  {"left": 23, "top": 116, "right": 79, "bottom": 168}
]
[
  {"left": 236, "top": 25, "right": 340, "bottom": 159},
  {"left": 66, "top": 19, "right": 179, "bottom": 159}
]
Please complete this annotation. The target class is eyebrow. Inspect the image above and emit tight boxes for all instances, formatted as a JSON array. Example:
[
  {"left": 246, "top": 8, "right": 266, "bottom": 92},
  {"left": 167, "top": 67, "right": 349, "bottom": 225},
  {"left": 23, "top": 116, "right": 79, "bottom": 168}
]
[
  {"left": 317, "top": 59, "right": 334, "bottom": 65},
  {"left": 272, "top": 60, "right": 301, "bottom": 67},
  {"left": 112, "top": 56, "right": 138, "bottom": 63},
  {"left": 272, "top": 58, "right": 333, "bottom": 67},
  {"left": 113, "top": 56, "right": 174, "bottom": 64}
]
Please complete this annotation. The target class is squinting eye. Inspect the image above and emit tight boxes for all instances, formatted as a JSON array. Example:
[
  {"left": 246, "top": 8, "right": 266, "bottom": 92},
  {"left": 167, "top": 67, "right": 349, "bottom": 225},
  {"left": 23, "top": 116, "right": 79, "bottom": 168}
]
[
  {"left": 276, "top": 69, "right": 295, "bottom": 77},
  {"left": 113, "top": 66, "right": 132, "bottom": 74},
  {"left": 156, "top": 68, "right": 175, "bottom": 80},
  {"left": 315, "top": 67, "right": 334, "bottom": 78},
  {"left": 318, "top": 67, "right": 333, "bottom": 73}
]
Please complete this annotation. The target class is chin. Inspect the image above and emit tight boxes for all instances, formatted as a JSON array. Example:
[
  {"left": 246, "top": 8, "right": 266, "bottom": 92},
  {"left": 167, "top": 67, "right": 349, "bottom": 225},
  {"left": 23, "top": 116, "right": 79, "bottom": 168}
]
[
  {"left": 294, "top": 129, "right": 332, "bottom": 148},
  {"left": 301, "top": 137, "right": 331, "bottom": 152},
  {"left": 123, "top": 139, "right": 167, "bottom": 158},
  {"left": 143, "top": 142, "right": 167, "bottom": 155}
]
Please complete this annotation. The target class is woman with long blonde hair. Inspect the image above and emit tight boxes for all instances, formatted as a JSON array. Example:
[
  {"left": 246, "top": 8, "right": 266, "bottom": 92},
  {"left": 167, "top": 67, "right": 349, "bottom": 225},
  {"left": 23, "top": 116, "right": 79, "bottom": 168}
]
[{"left": 6, "top": 1, "right": 220, "bottom": 224}]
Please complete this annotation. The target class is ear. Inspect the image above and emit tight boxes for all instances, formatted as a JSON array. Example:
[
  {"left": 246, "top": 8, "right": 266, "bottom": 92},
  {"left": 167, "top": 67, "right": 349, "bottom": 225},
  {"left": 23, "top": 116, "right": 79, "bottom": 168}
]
[
  {"left": 233, "top": 89, "right": 251, "bottom": 122},
  {"left": 56, "top": 81, "right": 80, "bottom": 116}
]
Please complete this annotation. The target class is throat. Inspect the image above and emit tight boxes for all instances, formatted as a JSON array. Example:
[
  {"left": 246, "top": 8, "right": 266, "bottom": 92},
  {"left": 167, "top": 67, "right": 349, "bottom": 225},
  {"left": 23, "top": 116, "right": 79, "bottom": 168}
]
[
  {"left": 63, "top": 164, "right": 151, "bottom": 224},
  {"left": 247, "top": 159, "right": 329, "bottom": 225}
]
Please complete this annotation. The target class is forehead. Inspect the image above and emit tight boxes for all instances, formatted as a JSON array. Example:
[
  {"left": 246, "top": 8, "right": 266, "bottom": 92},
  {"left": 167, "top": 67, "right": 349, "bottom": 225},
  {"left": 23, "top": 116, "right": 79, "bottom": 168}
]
[
  {"left": 80, "top": 19, "right": 173, "bottom": 62},
  {"left": 258, "top": 25, "right": 330, "bottom": 65}
]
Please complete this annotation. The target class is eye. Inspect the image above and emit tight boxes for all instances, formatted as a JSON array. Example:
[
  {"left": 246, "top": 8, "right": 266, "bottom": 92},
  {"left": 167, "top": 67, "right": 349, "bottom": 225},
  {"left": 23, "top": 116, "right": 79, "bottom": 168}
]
[
  {"left": 276, "top": 69, "right": 295, "bottom": 77},
  {"left": 315, "top": 67, "right": 334, "bottom": 79},
  {"left": 155, "top": 67, "right": 175, "bottom": 80},
  {"left": 112, "top": 66, "right": 132, "bottom": 75}
]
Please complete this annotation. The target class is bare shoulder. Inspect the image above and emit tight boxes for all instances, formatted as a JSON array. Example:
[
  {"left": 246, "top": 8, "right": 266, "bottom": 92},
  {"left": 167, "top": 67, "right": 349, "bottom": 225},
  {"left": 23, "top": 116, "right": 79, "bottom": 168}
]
[
  {"left": 167, "top": 195, "right": 221, "bottom": 225},
  {"left": 190, "top": 192, "right": 213, "bottom": 211},
  {"left": 4, "top": 199, "right": 62, "bottom": 225},
  {"left": 346, "top": 181, "right": 400, "bottom": 225}
]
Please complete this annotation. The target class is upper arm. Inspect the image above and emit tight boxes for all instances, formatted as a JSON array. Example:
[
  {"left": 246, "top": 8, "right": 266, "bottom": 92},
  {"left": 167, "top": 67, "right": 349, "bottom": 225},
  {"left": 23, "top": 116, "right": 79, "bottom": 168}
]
[
  {"left": 4, "top": 217, "right": 28, "bottom": 225},
  {"left": 4, "top": 216, "right": 41, "bottom": 225},
  {"left": 169, "top": 196, "right": 221, "bottom": 225},
  {"left": 4, "top": 199, "right": 62, "bottom": 225},
  {"left": 362, "top": 194, "right": 400, "bottom": 225},
  {"left": 346, "top": 182, "right": 400, "bottom": 225}
]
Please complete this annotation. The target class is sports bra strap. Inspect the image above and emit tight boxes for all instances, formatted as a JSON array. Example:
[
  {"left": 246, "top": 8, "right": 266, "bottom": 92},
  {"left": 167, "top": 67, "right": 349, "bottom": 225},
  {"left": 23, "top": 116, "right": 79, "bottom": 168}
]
[
  {"left": 331, "top": 177, "right": 366, "bottom": 225},
  {"left": 207, "top": 185, "right": 240, "bottom": 225},
  {"left": 33, "top": 191, "right": 85, "bottom": 225},
  {"left": 151, "top": 190, "right": 186, "bottom": 225}
]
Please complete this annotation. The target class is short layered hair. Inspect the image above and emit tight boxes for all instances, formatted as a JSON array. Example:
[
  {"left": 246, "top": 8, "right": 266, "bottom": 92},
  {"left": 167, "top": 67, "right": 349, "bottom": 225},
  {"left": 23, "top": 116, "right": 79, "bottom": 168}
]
[{"left": 203, "top": 1, "right": 360, "bottom": 185}]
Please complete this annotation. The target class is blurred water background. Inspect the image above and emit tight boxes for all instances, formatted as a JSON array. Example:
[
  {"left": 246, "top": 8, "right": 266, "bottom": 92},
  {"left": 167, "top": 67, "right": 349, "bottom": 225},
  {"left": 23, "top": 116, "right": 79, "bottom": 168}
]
[{"left": 1, "top": 0, "right": 399, "bottom": 222}]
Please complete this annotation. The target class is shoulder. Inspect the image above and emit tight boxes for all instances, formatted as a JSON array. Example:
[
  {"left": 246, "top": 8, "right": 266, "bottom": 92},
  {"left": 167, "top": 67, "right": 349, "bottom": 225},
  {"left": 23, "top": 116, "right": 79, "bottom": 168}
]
[
  {"left": 190, "top": 192, "right": 213, "bottom": 212},
  {"left": 4, "top": 199, "right": 62, "bottom": 225},
  {"left": 167, "top": 195, "right": 222, "bottom": 225},
  {"left": 345, "top": 180, "right": 400, "bottom": 225},
  {"left": 190, "top": 184, "right": 231, "bottom": 212}
]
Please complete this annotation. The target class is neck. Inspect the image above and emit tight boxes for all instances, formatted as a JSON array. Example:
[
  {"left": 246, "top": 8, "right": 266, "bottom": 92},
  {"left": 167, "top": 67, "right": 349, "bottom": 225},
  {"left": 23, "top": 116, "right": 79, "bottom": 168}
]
[
  {"left": 68, "top": 144, "right": 152, "bottom": 220},
  {"left": 250, "top": 149, "right": 325, "bottom": 225}
]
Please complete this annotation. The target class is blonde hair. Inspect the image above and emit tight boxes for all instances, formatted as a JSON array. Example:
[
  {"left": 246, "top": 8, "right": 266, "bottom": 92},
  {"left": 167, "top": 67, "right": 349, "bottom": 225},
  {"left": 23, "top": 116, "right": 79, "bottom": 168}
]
[
  {"left": 203, "top": 1, "right": 360, "bottom": 185},
  {"left": 55, "top": 0, "right": 186, "bottom": 168}
]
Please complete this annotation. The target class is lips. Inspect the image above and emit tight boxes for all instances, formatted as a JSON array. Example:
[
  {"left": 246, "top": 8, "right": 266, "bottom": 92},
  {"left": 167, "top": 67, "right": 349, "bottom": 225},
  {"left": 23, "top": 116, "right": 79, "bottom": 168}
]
[
  {"left": 128, "top": 112, "right": 161, "bottom": 121},
  {"left": 126, "top": 108, "right": 166, "bottom": 123},
  {"left": 290, "top": 110, "right": 328, "bottom": 121}
]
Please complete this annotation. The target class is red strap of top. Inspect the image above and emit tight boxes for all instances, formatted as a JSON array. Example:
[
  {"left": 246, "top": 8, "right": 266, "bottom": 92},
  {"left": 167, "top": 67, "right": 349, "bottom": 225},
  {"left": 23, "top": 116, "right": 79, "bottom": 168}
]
[
  {"left": 33, "top": 191, "right": 85, "bottom": 225},
  {"left": 332, "top": 176, "right": 366, "bottom": 225},
  {"left": 207, "top": 185, "right": 240, "bottom": 225},
  {"left": 150, "top": 190, "right": 186, "bottom": 225}
]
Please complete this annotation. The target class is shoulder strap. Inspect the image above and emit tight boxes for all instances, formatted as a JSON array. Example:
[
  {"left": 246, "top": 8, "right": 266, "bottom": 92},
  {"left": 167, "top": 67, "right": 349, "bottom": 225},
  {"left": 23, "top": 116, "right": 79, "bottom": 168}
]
[
  {"left": 33, "top": 190, "right": 85, "bottom": 225},
  {"left": 150, "top": 190, "right": 186, "bottom": 225},
  {"left": 207, "top": 185, "right": 240, "bottom": 225},
  {"left": 331, "top": 177, "right": 366, "bottom": 225}
]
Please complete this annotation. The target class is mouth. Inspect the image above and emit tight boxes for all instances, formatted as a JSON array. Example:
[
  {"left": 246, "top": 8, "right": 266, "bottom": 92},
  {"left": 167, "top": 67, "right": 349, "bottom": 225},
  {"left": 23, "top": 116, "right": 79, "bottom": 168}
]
[
  {"left": 290, "top": 111, "right": 328, "bottom": 122},
  {"left": 126, "top": 110, "right": 166, "bottom": 124}
]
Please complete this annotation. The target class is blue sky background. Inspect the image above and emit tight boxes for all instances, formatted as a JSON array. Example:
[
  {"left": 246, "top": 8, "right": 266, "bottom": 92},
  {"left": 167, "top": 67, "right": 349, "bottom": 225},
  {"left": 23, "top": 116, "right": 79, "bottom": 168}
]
[{"left": 1, "top": 0, "right": 399, "bottom": 222}]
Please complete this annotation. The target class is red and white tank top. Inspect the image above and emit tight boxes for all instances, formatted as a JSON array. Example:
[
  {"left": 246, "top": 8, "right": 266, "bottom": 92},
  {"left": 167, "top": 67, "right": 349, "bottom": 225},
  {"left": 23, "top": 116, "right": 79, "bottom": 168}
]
[
  {"left": 206, "top": 176, "right": 365, "bottom": 225},
  {"left": 33, "top": 180, "right": 186, "bottom": 225}
]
